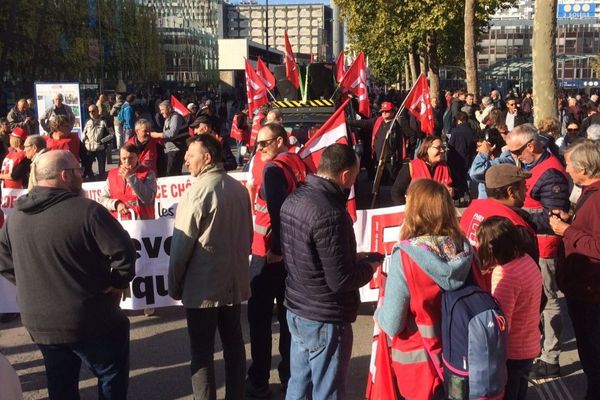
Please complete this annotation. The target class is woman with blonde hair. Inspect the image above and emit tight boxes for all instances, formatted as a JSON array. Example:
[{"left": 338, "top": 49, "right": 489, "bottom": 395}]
[{"left": 375, "top": 179, "right": 473, "bottom": 400}]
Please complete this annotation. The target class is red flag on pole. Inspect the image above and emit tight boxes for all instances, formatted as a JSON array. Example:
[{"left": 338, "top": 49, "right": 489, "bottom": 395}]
[
  {"left": 339, "top": 52, "right": 370, "bottom": 117},
  {"left": 403, "top": 73, "right": 435, "bottom": 135},
  {"left": 244, "top": 58, "right": 269, "bottom": 118},
  {"left": 284, "top": 31, "right": 300, "bottom": 89},
  {"left": 170, "top": 95, "right": 191, "bottom": 118},
  {"left": 256, "top": 57, "right": 276, "bottom": 91},
  {"left": 335, "top": 51, "right": 345, "bottom": 83},
  {"left": 299, "top": 99, "right": 357, "bottom": 221}
]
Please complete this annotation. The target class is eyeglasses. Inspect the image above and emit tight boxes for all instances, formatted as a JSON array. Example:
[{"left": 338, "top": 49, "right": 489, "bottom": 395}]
[
  {"left": 256, "top": 137, "right": 278, "bottom": 149},
  {"left": 567, "top": 128, "right": 579, "bottom": 132},
  {"left": 511, "top": 139, "right": 533, "bottom": 156}
]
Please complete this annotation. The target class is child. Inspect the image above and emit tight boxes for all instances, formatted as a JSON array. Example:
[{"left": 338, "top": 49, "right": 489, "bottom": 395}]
[{"left": 477, "top": 216, "right": 542, "bottom": 400}]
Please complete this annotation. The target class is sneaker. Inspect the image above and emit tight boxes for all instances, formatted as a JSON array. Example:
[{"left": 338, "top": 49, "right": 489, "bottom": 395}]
[
  {"left": 245, "top": 379, "right": 272, "bottom": 399},
  {"left": 530, "top": 359, "right": 560, "bottom": 379},
  {"left": 143, "top": 308, "right": 155, "bottom": 317}
]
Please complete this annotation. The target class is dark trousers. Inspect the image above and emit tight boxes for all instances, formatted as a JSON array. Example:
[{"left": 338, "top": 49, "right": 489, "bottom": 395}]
[
  {"left": 185, "top": 305, "right": 246, "bottom": 400},
  {"left": 86, "top": 149, "right": 107, "bottom": 179},
  {"left": 37, "top": 322, "right": 130, "bottom": 400},
  {"left": 166, "top": 150, "right": 184, "bottom": 176},
  {"left": 247, "top": 255, "right": 290, "bottom": 388},
  {"left": 504, "top": 358, "right": 533, "bottom": 400},
  {"left": 566, "top": 297, "right": 600, "bottom": 399}
]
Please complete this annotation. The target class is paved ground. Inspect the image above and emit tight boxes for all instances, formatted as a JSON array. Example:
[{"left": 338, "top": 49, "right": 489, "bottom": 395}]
[{"left": 0, "top": 299, "right": 587, "bottom": 400}]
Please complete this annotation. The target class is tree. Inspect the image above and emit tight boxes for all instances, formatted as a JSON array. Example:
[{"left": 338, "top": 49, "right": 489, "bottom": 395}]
[
  {"left": 464, "top": 0, "right": 478, "bottom": 98},
  {"left": 532, "top": 0, "right": 558, "bottom": 123}
]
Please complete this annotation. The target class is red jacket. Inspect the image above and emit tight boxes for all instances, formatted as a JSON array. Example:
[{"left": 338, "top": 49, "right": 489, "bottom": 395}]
[
  {"left": 107, "top": 166, "right": 155, "bottom": 220},
  {"left": 410, "top": 158, "right": 453, "bottom": 187},
  {"left": 1, "top": 150, "right": 27, "bottom": 189},
  {"left": 45, "top": 133, "right": 81, "bottom": 160},
  {"left": 127, "top": 136, "right": 158, "bottom": 174}
]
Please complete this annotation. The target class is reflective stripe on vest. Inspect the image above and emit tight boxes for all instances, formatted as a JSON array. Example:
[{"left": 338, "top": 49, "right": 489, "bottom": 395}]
[
  {"left": 418, "top": 323, "right": 439, "bottom": 339},
  {"left": 392, "top": 348, "right": 430, "bottom": 364},
  {"left": 255, "top": 204, "right": 268, "bottom": 213}
]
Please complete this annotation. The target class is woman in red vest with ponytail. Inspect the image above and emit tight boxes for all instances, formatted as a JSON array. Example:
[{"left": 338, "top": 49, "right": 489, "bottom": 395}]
[{"left": 391, "top": 135, "right": 453, "bottom": 205}]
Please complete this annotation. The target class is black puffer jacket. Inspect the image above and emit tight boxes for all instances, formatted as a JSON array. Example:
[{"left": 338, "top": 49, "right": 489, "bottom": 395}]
[{"left": 280, "top": 174, "right": 374, "bottom": 323}]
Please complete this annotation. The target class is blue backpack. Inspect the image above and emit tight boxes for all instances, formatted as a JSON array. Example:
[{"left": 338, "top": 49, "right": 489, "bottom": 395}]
[{"left": 441, "top": 277, "right": 508, "bottom": 400}]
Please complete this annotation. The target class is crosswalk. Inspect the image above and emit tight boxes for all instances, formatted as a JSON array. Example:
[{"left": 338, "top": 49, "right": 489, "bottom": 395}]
[{"left": 531, "top": 378, "right": 575, "bottom": 400}]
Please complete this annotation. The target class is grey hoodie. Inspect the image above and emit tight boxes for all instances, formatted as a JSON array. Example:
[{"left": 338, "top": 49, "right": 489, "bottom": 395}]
[{"left": 375, "top": 236, "right": 473, "bottom": 337}]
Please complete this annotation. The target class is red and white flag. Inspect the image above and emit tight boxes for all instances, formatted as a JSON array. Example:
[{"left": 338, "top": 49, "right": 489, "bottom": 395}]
[
  {"left": 404, "top": 73, "right": 434, "bottom": 135},
  {"left": 284, "top": 31, "right": 300, "bottom": 89},
  {"left": 256, "top": 57, "right": 276, "bottom": 91},
  {"left": 299, "top": 99, "right": 357, "bottom": 221},
  {"left": 339, "top": 52, "right": 370, "bottom": 117},
  {"left": 245, "top": 58, "right": 269, "bottom": 117},
  {"left": 170, "top": 95, "right": 191, "bottom": 118},
  {"left": 335, "top": 51, "right": 345, "bottom": 83}
]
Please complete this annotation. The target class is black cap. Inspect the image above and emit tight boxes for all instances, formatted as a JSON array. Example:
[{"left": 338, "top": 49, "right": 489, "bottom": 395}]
[{"left": 189, "top": 115, "right": 212, "bottom": 128}]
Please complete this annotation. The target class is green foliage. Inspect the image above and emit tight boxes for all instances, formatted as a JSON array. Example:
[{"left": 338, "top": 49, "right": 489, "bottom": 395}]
[
  {"left": 335, "top": 0, "right": 515, "bottom": 83},
  {"left": 0, "top": 0, "right": 164, "bottom": 87}
]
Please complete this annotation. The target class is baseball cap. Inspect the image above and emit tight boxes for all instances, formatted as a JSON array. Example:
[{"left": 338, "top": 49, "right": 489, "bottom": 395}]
[
  {"left": 10, "top": 127, "right": 27, "bottom": 141},
  {"left": 189, "top": 115, "right": 211, "bottom": 129},
  {"left": 485, "top": 164, "right": 531, "bottom": 189},
  {"left": 380, "top": 102, "right": 395, "bottom": 112}
]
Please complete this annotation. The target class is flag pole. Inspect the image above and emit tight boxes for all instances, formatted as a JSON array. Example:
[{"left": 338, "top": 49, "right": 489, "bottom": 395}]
[{"left": 370, "top": 73, "right": 425, "bottom": 208}]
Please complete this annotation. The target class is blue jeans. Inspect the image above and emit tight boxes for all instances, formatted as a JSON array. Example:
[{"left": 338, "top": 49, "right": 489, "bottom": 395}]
[
  {"left": 285, "top": 310, "right": 353, "bottom": 400},
  {"left": 37, "top": 321, "right": 130, "bottom": 400}
]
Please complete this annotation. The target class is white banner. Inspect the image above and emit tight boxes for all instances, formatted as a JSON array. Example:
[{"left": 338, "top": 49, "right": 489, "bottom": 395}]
[{"left": 34, "top": 82, "right": 83, "bottom": 137}]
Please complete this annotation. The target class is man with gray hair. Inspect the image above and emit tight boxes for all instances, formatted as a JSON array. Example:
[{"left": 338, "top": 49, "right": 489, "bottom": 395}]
[
  {"left": 0, "top": 150, "right": 136, "bottom": 399},
  {"left": 586, "top": 123, "right": 600, "bottom": 141},
  {"left": 550, "top": 139, "right": 600, "bottom": 399},
  {"left": 41, "top": 93, "right": 75, "bottom": 134},
  {"left": 475, "top": 96, "right": 494, "bottom": 129},
  {"left": 506, "top": 123, "right": 571, "bottom": 379},
  {"left": 23, "top": 135, "right": 47, "bottom": 189},
  {"left": 151, "top": 100, "right": 185, "bottom": 175}
]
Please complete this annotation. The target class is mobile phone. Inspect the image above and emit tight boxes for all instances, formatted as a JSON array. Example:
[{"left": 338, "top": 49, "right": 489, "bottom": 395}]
[{"left": 364, "top": 252, "right": 385, "bottom": 263}]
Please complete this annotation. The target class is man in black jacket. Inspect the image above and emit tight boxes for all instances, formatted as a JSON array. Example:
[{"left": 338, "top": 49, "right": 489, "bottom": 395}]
[
  {"left": 0, "top": 150, "right": 136, "bottom": 400},
  {"left": 280, "top": 144, "right": 377, "bottom": 399}
]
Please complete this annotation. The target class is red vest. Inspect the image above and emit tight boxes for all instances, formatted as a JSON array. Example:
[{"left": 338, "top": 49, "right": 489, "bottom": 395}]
[
  {"left": 391, "top": 248, "right": 443, "bottom": 400},
  {"left": 252, "top": 152, "right": 307, "bottom": 256},
  {"left": 127, "top": 136, "right": 158, "bottom": 174},
  {"left": 230, "top": 113, "right": 249, "bottom": 143},
  {"left": 45, "top": 133, "right": 81, "bottom": 160},
  {"left": 1, "top": 150, "right": 27, "bottom": 189},
  {"left": 250, "top": 113, "right": 266, "bottom": 148},
  {"left": 107, "top": 165, "right": 155, "bottom": 220},
  {"left": 410, "top": 159, "right": 453, "bottom": 187},
  {"left": 523, "top": 154, "right": 567, "bottom": 258},
  {"left": 371, "top": 116, "right": 384, "bottom": 157}
]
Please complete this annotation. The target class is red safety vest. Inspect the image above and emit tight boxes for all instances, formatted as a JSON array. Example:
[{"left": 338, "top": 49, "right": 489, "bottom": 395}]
[
  {"left": 127, "top": 136, "right": 158, "bottom": 174},
  {"left": 252, "top": 152, "right": 307, "bottom": 256},
  {"left": 523, "top": 154, "right": 567, "bottom": 258},
  {"left": 249, "top": 113, "right": 266, "bottom": 148},
  {"left": 371, "top": 116, "right": 384, "bottom": 158},
  {"left": 1, "top": 150, "right": 27, "bottom": 189},
  {"left": 230, "top": 113, "right": 249, "bottom": 143},
  {"left": 410, "top": 159, "right": 453, "bottom": 187},
  {"left": 107, "top": 165, "right": 155, "bottom": 220},
  {"left": 391, "top": 248, "right": 444, "bottom": 400},
  {"left": 45, "top": 133, "right": 81, "bottom": 160}
]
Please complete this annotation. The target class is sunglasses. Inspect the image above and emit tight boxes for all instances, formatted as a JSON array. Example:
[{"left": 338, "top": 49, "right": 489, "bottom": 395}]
[
  {"left": 256, "top": 137, "right": 278, "bottom": 149},
  {"left": 511, "top": 139, "right": 533, "bottom": 156}
]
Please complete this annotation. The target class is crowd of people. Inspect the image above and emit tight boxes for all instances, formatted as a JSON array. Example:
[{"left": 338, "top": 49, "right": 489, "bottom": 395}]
[{"left": 0, "top": 85, "right": 599, "bottom": 400}]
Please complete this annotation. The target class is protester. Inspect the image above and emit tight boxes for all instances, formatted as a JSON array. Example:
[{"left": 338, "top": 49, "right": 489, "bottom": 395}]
[
  {"left": 45, "top": 115, "right": 82, "bottom": 160},
  {"left": 99, "top": 143, "right": 157, "bottom": 221},
  {"left": 189, "top": 116, "right": 237, "bottom": 171},
  {"left": 0, "top": 127, "right": 30, "bottom": 189},
  {"left": 40, "top": 93, "right": 75, "bottom": 133},
  {"left": 0, "top": 150, "right": 136, "bottom": 400},
  {"left": 24, "top": 135, "right": 47, "bottom": 189},
  {"left": 375, "top": 179, "right": 473, "bottom": 400},
  {"left": 491, "top": 89, "right": 505, "bottom": 111},
  {"left": 265, "top": 108, "right": 283, "bottom": 125},
  {"left": 169, "top": 134, "right": 252, "bottom": 400},
  {"left": 447, "top": 111, "right": 475, "bottom": 205},
  {"left": 391, "top": 135, "right": 453, "bottom": 205},
  {"left": 246, "top": 122, "right": 307, "bottom": 398},
  {"left": 96, "top": 94, "right": 111, "bottom": 123},
  {"left": 505, "top": 124, "right": 570, "bottom": 379},
  {"left": 536, "top": 117, "right": 561, "bottom": 159},
  {"left": 469, "top": 128, "right": 510, "bottom": 199},
  {"left": 230, "top": 108, "right": 250, "bottom": 167},
  {"left": 82, "top": 104, "right": 112, "bottom": 180},
  {"left": 280, "top": 144, "right": 377, "bottom": 399},
  {"left": 118, "top": 94, "right": 136, "bottom": 140},
  {"left": 550, "top": 140, "right": 600, "bottom": 400},
  {"left": 504, "top": 98, "right": 528, "bottom": 131},
  {"left": 127, "top": 119, "right": 160, "bottom": 174},
  {"left": 476, "top": 217, "right": 542, "bottom": 400},
  {"left": 475, "top": 96, "right": 494, "bottom": 129},
  {"left": 151, "top": 100, "right": 186, "bottom": 176},
  {"left": 7, "top": 98, "right": 38, "bottom": 135},
  {"left": 110, "top": 94, "right": 125, "bottom": 148}
]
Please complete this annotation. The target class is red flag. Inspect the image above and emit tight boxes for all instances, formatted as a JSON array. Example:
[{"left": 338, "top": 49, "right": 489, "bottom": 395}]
[
  {"left": 284, "top": 31, "right": 300, "bottom": 89},
  {"left": 170, "top": 95, "right": 191, "bottom": 118},
  {"left": 299, "top": 99, "right": 357, "bottom": 221},
  {"left": 256, "top": 57, "right": 276, "bottom": 91},
  {"left": 335, "top": 51, "right": 345, "bottom": 83},
  {"left": 245, "top": 58, "right": 269, "bottom": 118},
  {"left": 403, "top": 73, "right": 435, "bottom": 135},
  {"left": 339, "top": 52, "right": 370, "bottom": 117}
]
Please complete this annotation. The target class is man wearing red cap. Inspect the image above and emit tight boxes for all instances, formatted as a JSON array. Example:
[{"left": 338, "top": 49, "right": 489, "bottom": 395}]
[
  {"left": 0, "top": 127, "right": 30, "bottom": 189},
  {"left": 348, "top": 101, "right": 403, "bottom": 182}
]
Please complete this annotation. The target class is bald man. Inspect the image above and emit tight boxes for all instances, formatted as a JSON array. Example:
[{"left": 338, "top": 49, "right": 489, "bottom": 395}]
[{"left": 0, "top": 150, "right": 136, "bottom": 399}]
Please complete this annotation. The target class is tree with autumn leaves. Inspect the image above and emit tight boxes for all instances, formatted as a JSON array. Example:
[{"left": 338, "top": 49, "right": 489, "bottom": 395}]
[{"left": 335, "top": 0, "right": 514, "bottom": 100}]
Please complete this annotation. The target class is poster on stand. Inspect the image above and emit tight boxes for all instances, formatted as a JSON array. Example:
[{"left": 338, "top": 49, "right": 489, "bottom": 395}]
[{"left": 34, "top": 82, "right": 82, "bottom": 138}]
